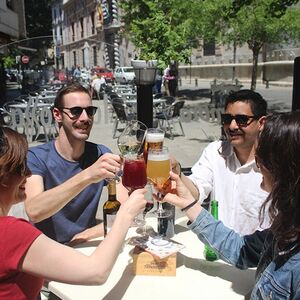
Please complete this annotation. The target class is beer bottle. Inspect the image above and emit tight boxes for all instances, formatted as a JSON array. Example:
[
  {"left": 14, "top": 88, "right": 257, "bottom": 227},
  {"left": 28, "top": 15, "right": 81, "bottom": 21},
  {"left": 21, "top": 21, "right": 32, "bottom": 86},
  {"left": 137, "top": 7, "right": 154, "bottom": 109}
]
[
  {"left": 204, "top": 200, "right": 218, "bottom": 261},
  {"left": 103, "top": 181, "right": 121, "bottom": 236}
]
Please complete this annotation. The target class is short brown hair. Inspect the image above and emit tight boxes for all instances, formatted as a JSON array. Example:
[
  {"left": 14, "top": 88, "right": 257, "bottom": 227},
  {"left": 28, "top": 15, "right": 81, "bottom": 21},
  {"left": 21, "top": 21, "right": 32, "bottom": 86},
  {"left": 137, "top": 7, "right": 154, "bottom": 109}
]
[
  {"left": 0, "top": 127, "right": 28, "bottom": 183},
  {"left": 54, "top": 83, "right": 91, "bottom": 108}
]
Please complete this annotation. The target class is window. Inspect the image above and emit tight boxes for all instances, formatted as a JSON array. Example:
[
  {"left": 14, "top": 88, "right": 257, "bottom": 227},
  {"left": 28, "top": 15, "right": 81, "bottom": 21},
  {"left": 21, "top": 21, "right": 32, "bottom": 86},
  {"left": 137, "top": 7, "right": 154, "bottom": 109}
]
[
  {"left": 73, "top": 51, "right": 76, "bottom": 66},
  {"left": 80, "top": 18, "right": 84, "bottom": 38},
  {"left": 71, "top": 22, "right": 75, "bottom": 41},
  {"left": 93, "top": 46, "right": 97, "bottom": 66},
  {"left": 91, "top": 12, "right": 95, "bottom": 35},
  {"left": 203, "top": 40, "right": 215, "bottom": 56},
  {"left": 6, "top": 0, "right": 12, "bottom": 9},
  {"left": 82, "top": 49, "right": 85, "bottom": 68}
]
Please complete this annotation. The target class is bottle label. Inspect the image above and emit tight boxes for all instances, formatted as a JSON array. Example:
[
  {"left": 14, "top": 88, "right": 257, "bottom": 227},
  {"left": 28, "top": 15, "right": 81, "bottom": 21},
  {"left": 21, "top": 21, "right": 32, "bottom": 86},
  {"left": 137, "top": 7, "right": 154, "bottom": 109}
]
[{"left": 106, "top": 214, "right": 117, "bottom": 234}]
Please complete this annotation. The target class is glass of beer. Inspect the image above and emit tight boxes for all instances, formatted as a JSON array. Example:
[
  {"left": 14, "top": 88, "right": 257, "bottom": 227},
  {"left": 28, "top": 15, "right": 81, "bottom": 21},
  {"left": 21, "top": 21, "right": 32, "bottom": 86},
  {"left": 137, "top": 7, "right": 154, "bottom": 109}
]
[
  {"left": 146, "top": 147, "right": 171, "bottom": 218},
  {"left": 143, "top": 128, "right": 164, "bottom": 163}
]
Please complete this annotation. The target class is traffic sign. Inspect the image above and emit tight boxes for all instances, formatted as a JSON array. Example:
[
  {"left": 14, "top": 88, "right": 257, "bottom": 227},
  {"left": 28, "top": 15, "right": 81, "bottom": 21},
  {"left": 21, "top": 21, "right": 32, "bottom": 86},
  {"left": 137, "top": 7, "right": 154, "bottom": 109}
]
[{"left": 21, "top": 55, "right": 29, "bottom": 64}]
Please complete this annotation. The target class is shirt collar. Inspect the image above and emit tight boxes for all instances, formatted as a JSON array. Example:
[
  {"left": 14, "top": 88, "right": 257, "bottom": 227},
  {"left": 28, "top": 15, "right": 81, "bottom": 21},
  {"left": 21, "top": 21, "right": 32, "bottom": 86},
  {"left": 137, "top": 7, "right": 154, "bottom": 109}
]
[{"left": 218, "top": 140, "right": 257, "bottom": 169}]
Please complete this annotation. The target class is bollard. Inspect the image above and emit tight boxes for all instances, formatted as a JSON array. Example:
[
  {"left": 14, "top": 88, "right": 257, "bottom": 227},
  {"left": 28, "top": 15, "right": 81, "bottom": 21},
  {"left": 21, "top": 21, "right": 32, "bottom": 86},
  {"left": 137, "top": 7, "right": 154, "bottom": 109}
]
[
  {"left": 195, "top": 78, "right": 198, "bottom": 87},
  {"left": 178, "top": 78, "right": 182, "bottom": 86},
  {"left": 265, "top": 80, "right": 269, "bottom": 89}
]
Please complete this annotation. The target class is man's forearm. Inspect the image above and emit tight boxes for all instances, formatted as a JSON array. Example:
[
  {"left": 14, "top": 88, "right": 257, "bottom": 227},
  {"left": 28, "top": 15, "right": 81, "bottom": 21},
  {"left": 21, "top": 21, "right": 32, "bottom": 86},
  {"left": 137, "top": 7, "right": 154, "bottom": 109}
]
[{"left": 25, "top": 171, "right": 93, "bottom": 223}]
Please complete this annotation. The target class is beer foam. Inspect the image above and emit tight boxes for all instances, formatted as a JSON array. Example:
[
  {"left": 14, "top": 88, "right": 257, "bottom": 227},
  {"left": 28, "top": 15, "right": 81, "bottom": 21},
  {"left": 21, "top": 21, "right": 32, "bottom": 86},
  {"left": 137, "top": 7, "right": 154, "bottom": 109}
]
[
  {"left": 146, "top": 132, "right": 164, "bottom": 143},
  {"left": 147, "top": 152, "right": 169, "bottom": 161}
]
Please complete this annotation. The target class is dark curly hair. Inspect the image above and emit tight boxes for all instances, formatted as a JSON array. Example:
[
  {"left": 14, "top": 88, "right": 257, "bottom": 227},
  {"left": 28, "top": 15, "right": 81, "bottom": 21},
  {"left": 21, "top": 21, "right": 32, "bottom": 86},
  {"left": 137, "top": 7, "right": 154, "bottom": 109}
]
[
  {"left": 0, "top": 127, "right": 29, "bottom": 183},
  {"left": 256, "top": 111, "right": 300, "bottom": 250},
  {"left": 225, "top": 89, "right": 267, "bottom": 118}
]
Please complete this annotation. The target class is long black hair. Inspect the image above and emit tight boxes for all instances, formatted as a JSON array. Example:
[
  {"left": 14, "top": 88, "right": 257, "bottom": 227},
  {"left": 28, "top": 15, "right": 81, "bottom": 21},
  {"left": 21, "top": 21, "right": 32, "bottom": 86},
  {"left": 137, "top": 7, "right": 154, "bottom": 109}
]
[{"left": 256, "top": 111, "right": 300, "bottom": 250}]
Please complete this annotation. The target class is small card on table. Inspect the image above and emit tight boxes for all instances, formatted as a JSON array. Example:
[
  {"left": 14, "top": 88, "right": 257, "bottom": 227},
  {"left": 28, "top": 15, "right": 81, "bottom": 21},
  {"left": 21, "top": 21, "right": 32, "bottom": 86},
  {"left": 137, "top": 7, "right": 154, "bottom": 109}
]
[{"left": 130, "top": 235, "right": 185, "bottom": 276}]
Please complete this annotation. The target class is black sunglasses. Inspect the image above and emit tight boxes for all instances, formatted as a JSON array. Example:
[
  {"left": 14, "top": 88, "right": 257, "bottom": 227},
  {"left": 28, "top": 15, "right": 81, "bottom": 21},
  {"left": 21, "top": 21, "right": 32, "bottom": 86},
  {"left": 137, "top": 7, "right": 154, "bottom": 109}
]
[
  {"left": 221, "top": 114, "right": 259, "bottom": 127},
  {"left": 59, "top": 106, "right": 98, "bottom": 118}
]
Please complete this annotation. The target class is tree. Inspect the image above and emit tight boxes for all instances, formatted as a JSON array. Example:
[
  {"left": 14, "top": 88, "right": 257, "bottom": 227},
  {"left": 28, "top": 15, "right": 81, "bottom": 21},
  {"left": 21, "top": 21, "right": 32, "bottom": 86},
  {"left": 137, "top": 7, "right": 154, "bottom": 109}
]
[
  {"left": 120, "top": 0, "right": 199, "bottom": 68},
  {"left": 200, "top": 0, "right": 300, "bottom": 90},
  {"left": 24, "top": 0, "right": 52, "bottom": 48}
]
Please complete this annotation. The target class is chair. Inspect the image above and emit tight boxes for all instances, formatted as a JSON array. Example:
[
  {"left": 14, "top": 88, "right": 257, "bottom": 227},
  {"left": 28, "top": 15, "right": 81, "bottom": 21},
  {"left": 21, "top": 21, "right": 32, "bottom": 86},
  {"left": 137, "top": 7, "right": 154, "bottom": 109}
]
[
  {"left": 111, "top": 101, "right": 136, "bottom": 138},
  {"left": 156, "top": 100, "right": 185, "bottom": 139},
  {"left": 37, "top": 106, "right": 58, "bottom": 142},
  {"left": 161, "top": 96, "right": 175, "bottom": 106}
]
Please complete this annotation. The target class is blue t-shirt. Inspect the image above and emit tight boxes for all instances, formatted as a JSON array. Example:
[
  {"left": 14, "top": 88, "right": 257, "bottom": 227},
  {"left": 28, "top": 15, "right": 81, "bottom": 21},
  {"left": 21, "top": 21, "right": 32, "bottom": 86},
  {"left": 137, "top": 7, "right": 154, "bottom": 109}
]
[{"left": 27, "top": 140, "right": 111, "bottom": 243}]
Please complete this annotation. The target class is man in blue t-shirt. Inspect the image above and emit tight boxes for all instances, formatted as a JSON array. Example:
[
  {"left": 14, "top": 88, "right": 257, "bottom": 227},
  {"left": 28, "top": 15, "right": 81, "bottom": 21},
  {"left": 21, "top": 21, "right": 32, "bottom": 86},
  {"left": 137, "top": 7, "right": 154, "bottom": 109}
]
[{"left": 25, "top": 83, "right": 126, "bottom": 244}]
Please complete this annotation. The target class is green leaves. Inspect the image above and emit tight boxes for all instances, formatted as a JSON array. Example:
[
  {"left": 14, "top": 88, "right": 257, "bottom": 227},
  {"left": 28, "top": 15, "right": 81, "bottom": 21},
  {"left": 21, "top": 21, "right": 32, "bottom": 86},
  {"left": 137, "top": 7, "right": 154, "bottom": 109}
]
[{"left": 120, "top": 0, "right": 198, "bottom": 67}]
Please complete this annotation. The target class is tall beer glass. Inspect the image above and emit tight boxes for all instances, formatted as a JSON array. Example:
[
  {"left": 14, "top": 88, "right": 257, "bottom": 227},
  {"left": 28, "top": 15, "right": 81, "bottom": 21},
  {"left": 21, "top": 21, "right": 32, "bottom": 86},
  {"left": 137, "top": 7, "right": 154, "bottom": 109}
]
[
  {"left": 144, "top": 128, "right": 164, "bottom": 162},
  {"left": 147, "top": 147, "right": 171, "bottom": 218}
]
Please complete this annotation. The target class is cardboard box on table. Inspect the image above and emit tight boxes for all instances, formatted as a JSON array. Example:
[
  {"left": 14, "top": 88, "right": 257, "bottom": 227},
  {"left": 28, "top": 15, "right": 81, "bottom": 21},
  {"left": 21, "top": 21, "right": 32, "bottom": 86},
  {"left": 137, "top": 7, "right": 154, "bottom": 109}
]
[{"left": 132, "top": 246, "right": 177, "bottom": 276}]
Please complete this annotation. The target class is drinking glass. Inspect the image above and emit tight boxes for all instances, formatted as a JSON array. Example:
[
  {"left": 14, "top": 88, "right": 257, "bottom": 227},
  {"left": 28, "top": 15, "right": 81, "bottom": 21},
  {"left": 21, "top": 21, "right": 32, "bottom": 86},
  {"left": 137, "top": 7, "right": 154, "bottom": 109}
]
[
  {"left": 143, "top": 128, "right": 165, "bottom": 163},
  {"left": 117, "top": 120, "right": 148, "bottom": 156},
  {"left": 146, "top": 147, "right": 171, "bottom": 218},
  {"left": 122, "top": 153, "right": 148, "bottom": 226}
]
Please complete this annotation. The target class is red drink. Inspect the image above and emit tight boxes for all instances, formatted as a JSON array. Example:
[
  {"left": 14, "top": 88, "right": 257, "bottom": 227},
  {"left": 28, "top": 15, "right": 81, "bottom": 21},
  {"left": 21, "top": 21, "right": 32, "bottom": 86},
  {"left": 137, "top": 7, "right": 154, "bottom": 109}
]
[{"left": 122, "top": 157, "right": 147, "bottom": 193}]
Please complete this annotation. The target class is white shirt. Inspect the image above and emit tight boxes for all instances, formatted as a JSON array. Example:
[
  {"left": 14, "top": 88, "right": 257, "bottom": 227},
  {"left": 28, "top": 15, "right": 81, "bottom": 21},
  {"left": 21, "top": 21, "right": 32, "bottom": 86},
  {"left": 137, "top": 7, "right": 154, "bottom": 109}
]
[
  {"left": 91, "top": 77, "right": 106, "bottom": 92},
  {"left": 189, "top": 140, "right": 269, "bottom": 235}
]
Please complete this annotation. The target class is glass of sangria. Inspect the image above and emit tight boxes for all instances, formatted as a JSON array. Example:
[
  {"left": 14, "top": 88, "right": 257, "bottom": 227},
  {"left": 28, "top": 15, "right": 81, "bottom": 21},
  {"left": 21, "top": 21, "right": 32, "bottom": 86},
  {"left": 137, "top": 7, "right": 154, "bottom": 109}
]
[{"left": 122, "top": 153, "right": 148, "bottom": 226}]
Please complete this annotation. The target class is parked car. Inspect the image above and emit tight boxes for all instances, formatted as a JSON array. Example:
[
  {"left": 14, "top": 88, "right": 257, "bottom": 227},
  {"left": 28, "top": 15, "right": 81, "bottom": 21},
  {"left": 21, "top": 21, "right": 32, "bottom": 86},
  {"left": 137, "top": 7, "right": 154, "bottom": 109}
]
[
  {"left": 92, "top": 67, "right": 114, "bottom": 83},
  {"left": 114, "top": 67, "right": 135, "bottom": 84}
]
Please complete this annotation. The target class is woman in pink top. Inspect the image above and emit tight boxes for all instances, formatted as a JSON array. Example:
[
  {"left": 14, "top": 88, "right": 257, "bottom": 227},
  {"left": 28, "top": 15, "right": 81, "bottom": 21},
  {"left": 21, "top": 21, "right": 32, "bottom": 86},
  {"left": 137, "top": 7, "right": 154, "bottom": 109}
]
[{"left": 0, "top": 127, "right": 146, "bottom": 300}]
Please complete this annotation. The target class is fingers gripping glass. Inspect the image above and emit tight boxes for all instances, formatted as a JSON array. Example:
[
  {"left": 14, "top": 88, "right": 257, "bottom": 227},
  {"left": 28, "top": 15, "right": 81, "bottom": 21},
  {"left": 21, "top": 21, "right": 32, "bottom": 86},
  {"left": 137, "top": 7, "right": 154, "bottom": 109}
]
[
  {"left": 221, "top": 114, "right": 259, "bottom": 127},
  {"left": 59, "top": 106, "right": 98, "bottom": 119}
]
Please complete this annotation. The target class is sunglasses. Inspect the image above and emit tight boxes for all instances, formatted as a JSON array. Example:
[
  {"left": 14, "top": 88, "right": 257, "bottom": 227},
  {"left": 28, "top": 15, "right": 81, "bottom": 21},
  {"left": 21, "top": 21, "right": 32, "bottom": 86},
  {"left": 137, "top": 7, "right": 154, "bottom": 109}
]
[
  {"left": 221, "top": 114, "right": 259, "bottom": 127},
  {"left": 59, "top": 106, "right": 98, "bottom": 118}
]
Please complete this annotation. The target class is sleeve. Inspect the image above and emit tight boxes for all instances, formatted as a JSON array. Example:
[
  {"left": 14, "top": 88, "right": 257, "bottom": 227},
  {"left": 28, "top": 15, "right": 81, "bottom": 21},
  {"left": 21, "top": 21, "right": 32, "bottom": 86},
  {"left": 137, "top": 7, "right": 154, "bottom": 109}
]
[
  {"left": 98, "top": 144, "right": 112, "bottom": 155},
  {"left": 189, "top": 144, "right": 214, "bottom": 202},
  {"left": 188, "top": 209, "right": 264, "bottom": 269},
  {"left": 27, "top": 148, "right": 45, "bottom": 177},
  {"left": 1, "top": 218, "right": 42, "bottom": 272}
]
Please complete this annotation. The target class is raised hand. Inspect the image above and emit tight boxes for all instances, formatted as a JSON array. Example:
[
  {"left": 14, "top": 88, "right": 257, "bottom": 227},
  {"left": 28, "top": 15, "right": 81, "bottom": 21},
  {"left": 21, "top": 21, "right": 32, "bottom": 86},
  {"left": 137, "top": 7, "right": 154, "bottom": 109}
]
[{"left": 87, "top": 153, "right": 122, "bottom": 183}]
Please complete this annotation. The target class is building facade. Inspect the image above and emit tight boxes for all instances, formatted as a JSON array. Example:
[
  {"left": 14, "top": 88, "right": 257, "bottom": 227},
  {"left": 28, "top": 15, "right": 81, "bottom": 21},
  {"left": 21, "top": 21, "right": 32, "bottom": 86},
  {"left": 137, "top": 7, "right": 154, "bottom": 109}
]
[
  {"left": 52, "top": 0, "right": 136, "bottom": 72},
  {"left": 0, "top": 0, "right": 26, "bottom": 53}
]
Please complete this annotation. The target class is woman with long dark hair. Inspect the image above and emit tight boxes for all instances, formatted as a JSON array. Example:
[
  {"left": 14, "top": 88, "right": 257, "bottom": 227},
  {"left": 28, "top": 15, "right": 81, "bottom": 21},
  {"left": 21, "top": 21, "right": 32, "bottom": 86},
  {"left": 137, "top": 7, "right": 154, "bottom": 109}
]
[
  {"left": 164, "top": 112, "right": 300, "bottom": 299},
  {"left": 0, "top": 127, "right": 146, "bottom": 299}
]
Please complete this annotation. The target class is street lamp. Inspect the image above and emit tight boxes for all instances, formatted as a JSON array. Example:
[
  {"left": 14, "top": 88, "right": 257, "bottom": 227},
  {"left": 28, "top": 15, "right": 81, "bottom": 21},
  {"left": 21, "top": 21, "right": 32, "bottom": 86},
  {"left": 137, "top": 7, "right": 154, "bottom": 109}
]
[{"left": 131, "top": 59, "right": 157, "bottom": 128}]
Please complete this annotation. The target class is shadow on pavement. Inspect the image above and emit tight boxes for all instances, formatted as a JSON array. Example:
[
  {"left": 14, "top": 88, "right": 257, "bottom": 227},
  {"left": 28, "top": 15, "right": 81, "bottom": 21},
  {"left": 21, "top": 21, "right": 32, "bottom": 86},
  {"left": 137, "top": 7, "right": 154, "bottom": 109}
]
[{"left": 177, "top": 88, "right": 211, "bottom": 100}]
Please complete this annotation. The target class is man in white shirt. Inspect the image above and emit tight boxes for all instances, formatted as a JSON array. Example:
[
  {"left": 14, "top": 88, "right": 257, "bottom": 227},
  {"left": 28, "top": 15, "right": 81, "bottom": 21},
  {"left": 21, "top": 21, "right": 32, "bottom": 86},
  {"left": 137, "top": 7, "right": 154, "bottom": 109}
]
[
  {"left": 91, "top": 75, "right": 106, "bottom": 99},
  {"left": 175, "top": 89, "right": 269, "bottom": 235}
]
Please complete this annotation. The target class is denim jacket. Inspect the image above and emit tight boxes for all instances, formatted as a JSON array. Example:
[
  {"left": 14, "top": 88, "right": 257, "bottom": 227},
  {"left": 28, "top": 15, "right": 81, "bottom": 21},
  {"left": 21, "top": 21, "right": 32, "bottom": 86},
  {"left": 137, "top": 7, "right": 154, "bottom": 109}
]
[{"left": 188, "top": 209, "right": 300, "bottom": 299}]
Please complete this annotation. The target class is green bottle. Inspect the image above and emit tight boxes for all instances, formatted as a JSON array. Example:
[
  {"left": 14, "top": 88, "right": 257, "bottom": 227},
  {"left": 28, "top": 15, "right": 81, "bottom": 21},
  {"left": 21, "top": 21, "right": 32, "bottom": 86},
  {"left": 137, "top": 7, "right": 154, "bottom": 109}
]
[{"left": 204, "top": 200, "right": 218, "bottom": 261}]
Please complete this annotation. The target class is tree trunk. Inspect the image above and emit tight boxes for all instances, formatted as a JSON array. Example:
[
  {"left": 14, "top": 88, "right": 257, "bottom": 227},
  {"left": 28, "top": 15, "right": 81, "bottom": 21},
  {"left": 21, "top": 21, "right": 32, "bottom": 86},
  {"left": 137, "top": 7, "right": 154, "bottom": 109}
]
[
  {"left": 251, "top": 45, "right": 260, "bottom": 90},
  {"left": 232, "top": 41, "right": 237, "bottom": 81}
]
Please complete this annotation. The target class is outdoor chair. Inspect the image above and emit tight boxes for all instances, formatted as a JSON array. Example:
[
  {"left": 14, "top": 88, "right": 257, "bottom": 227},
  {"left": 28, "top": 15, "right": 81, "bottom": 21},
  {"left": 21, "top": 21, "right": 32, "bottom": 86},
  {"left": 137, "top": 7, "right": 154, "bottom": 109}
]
[
  {"left": 37, "top": 106, "right": 58, "bottom": 142},
  {"left": 111, "top": 101, "right": 136, "bottom": 138},
  {"left": 156, "top": 100, "right": 185, "bottom": 139},
  {"left": 161, "top": 95, "right": 176, "bottom": 106}
]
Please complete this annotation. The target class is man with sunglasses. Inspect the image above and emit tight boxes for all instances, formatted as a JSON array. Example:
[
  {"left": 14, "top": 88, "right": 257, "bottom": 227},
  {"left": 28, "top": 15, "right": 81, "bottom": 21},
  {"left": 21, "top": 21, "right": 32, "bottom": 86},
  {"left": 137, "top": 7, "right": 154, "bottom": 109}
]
[
  {"left": 175, "top": 89, "right": 269, "bottom": 235},
  {"left": 24, "top": 83, "right": 126, "bottom": 245}
]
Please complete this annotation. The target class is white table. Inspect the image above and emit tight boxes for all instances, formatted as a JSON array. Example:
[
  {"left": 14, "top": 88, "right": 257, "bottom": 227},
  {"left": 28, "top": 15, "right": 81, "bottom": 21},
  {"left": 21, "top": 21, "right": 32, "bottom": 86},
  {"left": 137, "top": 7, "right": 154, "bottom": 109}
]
[
  {"left": 9, "top": 103, "right": 51, "bottom": 110},
  {"left": 48, "top": 217, "right": 255, "bottom": 300}
]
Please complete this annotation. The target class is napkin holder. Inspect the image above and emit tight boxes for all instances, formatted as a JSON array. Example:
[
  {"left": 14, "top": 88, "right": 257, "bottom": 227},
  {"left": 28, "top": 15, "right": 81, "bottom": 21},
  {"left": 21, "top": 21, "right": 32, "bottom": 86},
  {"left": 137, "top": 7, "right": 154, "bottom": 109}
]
[{"left": 132, "top": 246, "right": 176, "bottom": 276}]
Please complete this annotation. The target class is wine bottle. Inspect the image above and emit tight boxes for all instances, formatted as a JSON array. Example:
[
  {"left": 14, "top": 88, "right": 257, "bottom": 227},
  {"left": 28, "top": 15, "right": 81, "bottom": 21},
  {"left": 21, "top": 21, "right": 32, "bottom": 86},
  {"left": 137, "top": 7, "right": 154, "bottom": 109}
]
[
  {"left": 204, "top": 200, "right": 218, "bottom": 261},
  {"left": 103, "top": 181, "right": 121, "bottom": 236}
]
